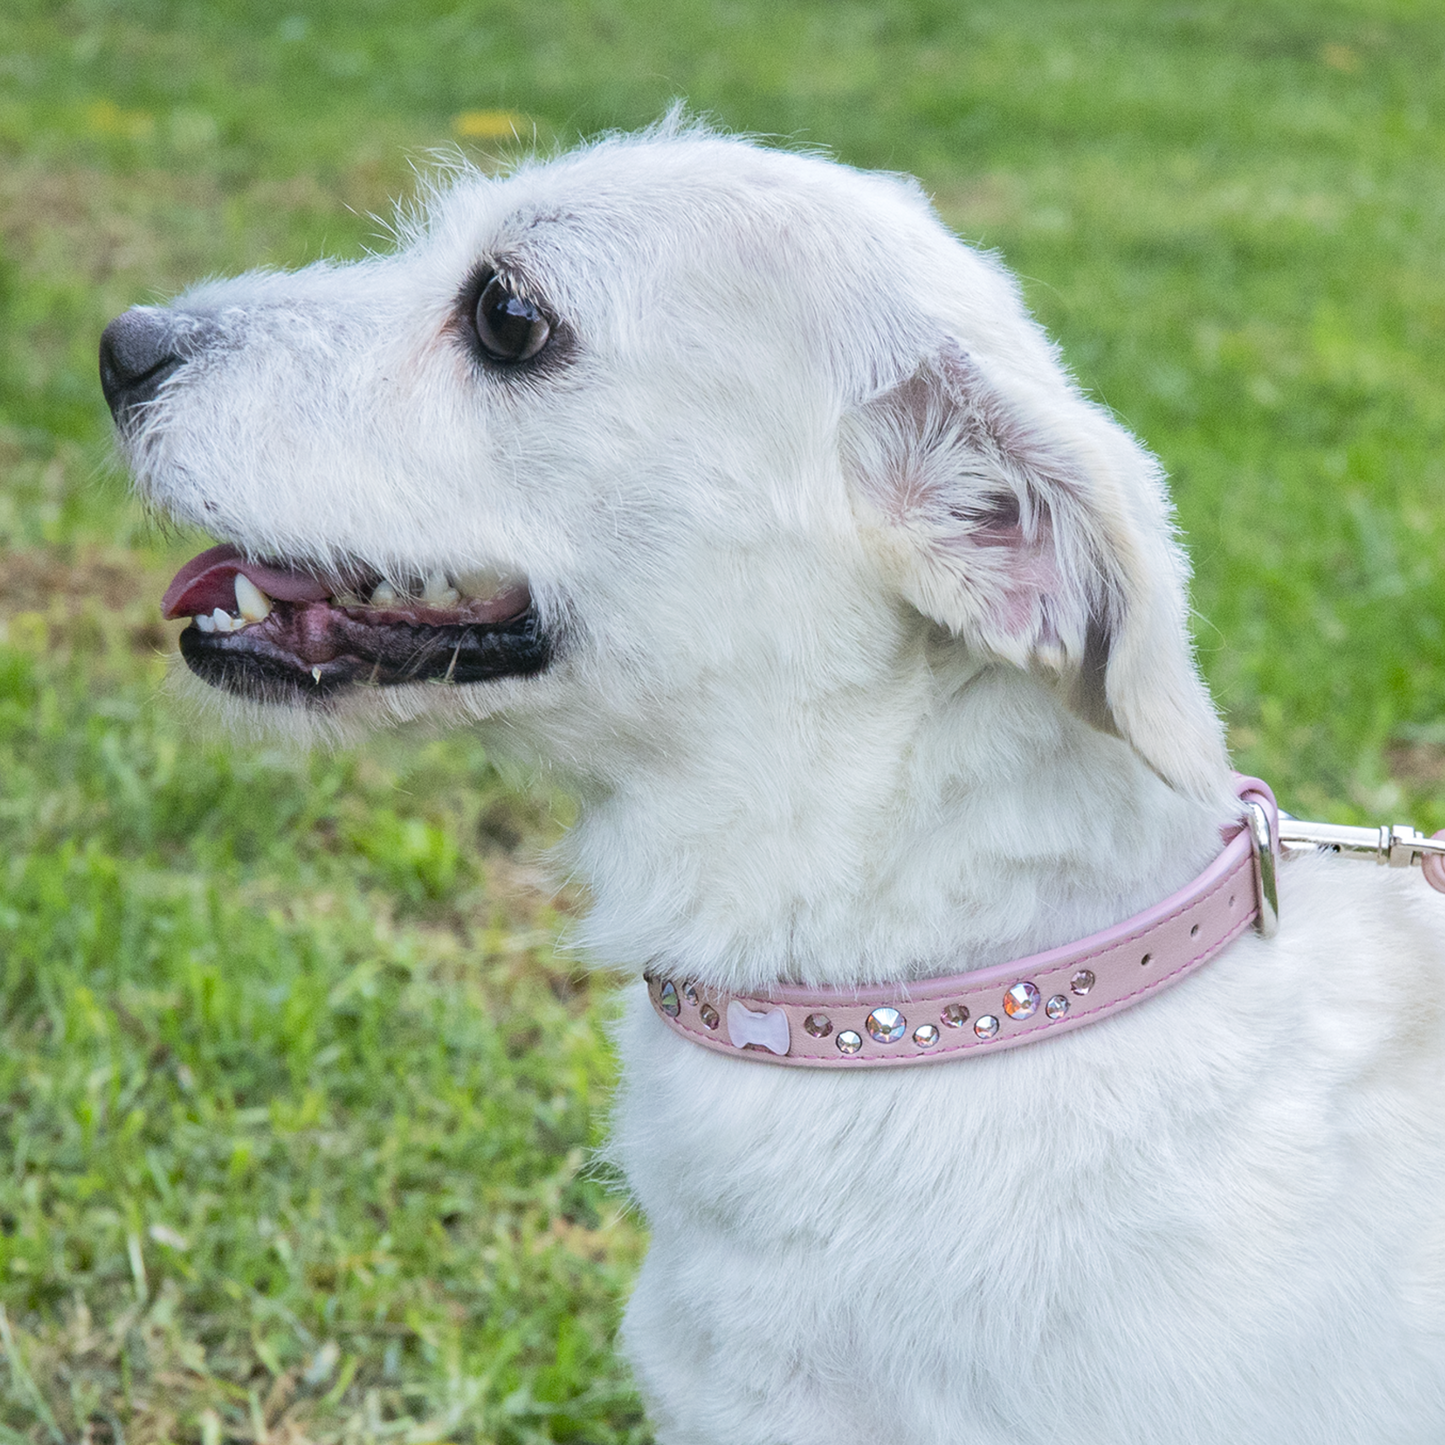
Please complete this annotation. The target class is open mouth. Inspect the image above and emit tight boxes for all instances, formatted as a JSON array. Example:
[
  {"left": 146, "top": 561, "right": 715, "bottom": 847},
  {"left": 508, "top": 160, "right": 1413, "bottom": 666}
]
[{"left": 163, "top": 544, "right": 551, "bottom": 704}]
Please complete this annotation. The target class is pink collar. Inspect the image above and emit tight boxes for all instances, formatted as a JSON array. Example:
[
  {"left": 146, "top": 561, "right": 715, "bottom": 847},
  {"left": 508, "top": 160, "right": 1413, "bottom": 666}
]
[{"left": 646, "top": 776, "right": 1281, "bottom": 1067}]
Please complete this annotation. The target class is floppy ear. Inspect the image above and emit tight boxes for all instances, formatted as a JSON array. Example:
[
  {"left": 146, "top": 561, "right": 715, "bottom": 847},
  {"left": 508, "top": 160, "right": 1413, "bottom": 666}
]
[{"left": 841, "top": 342, "right": 1230, "bottom": 802}]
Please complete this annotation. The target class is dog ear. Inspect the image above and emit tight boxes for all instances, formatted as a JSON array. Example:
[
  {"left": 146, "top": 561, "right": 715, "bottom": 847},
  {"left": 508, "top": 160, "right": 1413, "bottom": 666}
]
[{"left": 841, "top": 343, "right": 1230, "bottom": 801}]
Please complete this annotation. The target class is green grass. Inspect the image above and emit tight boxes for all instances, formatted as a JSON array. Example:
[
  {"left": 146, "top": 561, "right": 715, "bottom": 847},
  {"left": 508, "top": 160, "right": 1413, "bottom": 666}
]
[{"left": 2, "top": 1, "right": 1443, "bottom": 1440}]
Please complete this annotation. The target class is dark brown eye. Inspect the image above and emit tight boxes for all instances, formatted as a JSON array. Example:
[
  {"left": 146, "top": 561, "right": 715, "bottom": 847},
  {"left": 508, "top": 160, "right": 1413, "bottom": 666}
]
[{"left": 473, "top": 273, "right": 551, "bottom": 363}]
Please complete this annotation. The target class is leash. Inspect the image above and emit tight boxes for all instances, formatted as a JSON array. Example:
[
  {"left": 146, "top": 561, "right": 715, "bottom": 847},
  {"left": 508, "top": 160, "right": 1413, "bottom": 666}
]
[{"left": 645, "top": 776, "right": 1445, "bottom": 1068}]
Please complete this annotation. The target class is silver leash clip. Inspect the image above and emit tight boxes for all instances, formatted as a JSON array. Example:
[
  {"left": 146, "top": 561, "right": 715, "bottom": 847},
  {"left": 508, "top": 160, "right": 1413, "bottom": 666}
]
[
  {"left": 1274, "top": 814, "right": 1445, "bottom": 898},
  {"left": 1277, "top": 817, "right": 1445, "bottom": 867},
  {"left": 1241, "top": 800, "right": 1445, "bottom": 941}
]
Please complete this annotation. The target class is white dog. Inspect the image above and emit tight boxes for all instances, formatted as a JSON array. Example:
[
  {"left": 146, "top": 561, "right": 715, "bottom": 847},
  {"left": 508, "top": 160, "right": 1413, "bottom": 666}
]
[{"left": 101, "top": 122, "right": 1445, "bottom": 1444}]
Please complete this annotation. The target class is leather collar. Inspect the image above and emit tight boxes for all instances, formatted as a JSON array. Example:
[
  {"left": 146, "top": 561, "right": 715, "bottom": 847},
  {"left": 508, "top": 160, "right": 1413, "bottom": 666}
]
[{"left": 646, "top": 776, "right": 1279, "bottom": 1067}]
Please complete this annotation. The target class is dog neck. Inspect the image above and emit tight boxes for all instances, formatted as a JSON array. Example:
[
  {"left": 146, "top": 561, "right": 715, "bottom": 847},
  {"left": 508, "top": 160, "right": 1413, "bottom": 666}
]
[{"left": 556, "top": 644, "right": 1235, "bottom": 995}]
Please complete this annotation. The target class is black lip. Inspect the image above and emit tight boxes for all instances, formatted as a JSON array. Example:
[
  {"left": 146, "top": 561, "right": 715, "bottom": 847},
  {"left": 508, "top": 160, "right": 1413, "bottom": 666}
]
[{"left": 177, "top": 602, "right": 551, "bottom": 705}]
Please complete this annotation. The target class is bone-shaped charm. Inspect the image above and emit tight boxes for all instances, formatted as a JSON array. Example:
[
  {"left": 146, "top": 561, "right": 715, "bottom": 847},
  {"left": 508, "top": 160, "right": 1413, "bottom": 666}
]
[{"left": 727, "top": 1000, "right": 791, "bottom": 1056}]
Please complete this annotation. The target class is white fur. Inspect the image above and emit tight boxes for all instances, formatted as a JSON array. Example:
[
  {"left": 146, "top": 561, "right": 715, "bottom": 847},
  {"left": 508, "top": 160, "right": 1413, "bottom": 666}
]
[{"left": 118, "top": 121, "right": 1445, "bottom": 1443}]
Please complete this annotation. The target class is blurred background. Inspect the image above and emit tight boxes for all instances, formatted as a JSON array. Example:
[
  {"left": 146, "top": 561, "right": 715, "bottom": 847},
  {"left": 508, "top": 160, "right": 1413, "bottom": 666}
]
[{"left": 1, "top": 1, "right": 1441, "bottom": 1440}]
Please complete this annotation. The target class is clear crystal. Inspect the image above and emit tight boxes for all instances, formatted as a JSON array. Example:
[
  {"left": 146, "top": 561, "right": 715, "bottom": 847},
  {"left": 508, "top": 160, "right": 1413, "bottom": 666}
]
[
  {"left": 659, "top": 981, "right": 680, "bottom": 1017},
  {"left": 836, "top": 1030, "right": 863, "bottom": 1055},
  {"left": 699, "top": 1003, "right": 720, "bottom": 1030},
  {"left": 865, "top": 1006, "right": 906, "bottom": 1043},
  {"left": 1045, "top": 994, "right": 1069, "bottom": 1019},
  {"left": 1070, "top": 968, "right": 1096, "bottom": 996},
  {"left": 683, "top": 982, "right": 698, "bottom": 1005},
  {"left": 941, "top": 1003, "right": 970, "bottom": 1028},
  {"left": 973, "top": 1014, "right": 1000, "bottom": 1040},
  {"left": 913, "top": 1024, "right": 940, "bottom": 1047},
  {"left": 804, "top": 1012, "right": 833, "bottom": 1038},
  {"left": 1003, "top": 981, "right": 1040, "bottom": 1019}
]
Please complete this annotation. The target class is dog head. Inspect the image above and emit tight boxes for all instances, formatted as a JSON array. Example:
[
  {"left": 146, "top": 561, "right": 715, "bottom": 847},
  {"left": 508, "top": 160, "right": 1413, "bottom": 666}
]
[{"left": 103, "top": 122, "right": 1228, "bottom": 802}]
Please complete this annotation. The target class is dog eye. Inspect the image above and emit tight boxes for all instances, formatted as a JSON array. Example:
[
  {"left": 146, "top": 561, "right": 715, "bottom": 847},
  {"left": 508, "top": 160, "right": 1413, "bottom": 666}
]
[{"left": 473, "top": 274, "right": 551, "bottom": 363}]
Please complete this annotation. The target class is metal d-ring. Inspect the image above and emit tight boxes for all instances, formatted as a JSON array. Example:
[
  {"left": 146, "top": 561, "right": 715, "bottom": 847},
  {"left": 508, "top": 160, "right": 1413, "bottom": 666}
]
[{"left": 1242, "top": 798, "right": 1280, "bottom": 938}]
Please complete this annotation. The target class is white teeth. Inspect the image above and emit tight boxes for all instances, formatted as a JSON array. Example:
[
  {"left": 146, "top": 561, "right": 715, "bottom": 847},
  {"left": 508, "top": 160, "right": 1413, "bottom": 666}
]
[
  {"left": 234, "top": 573, "right": 272, "bottom": 622},
  {"left": 370, "top": 581, "right": 398, "bottom": 606},
  {"left": 194, "top": 613, "right": 216, "bottom": 633},
  {"left": 311, "top": 666, "right": 322, "bottom": 684},
  {"left": 420, "top": 570, "right": 461, "bottom": 608},
  {"left": 211, "top": 607, "right": 239, "bottom": 633}
]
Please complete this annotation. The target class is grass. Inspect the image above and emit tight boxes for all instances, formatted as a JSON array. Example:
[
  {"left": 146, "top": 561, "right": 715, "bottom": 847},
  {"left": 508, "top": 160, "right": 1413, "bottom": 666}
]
[{"left": 1, "top": 0, "right": 1443, "bottom": 1440}]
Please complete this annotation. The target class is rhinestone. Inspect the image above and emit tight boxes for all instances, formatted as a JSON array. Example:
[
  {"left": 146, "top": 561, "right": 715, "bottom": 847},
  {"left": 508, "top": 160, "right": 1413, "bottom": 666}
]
[
  {"left": 973, "top": 1015, "right": 999, "bottom": 1039},
  {"left": 865, "top": 1007, "right": 906, "bottom": 1044},
  {"left": 699, "top": 1003, "right": 720, "bottom": 1030},
  {"left": 836, "top": 1030, "right": 863, "bottom": 1055},
  {"left": 941, "top": 1003, "right": 970, "bottom": 1028},
  {"left": 913, "top": 1023, "right": 940, "bottom": 1048},
  {"left": 1003, "top": 981, "right": 1040, "bottom": 1020},
  {"left": 682, "top": 982, "right": 698, "bottom": 1005},
  {"left": 659, "top": 981, "right": 680, "bottom": 1017},
  {"left": 1070, "top": 969, "right": 1096, "bottom": 996},
  {"left": 804, "top": 1012, "right": 833, "bottom": 1038},
  {"left": 1045, "top": 995, "right": 1069, "bottom": 1020}
]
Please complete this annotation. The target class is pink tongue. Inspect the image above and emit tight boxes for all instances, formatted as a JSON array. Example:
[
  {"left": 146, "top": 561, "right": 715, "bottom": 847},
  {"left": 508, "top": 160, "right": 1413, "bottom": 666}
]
[{"left": 162, "top": 543, "right": 332, "bottom": 619}]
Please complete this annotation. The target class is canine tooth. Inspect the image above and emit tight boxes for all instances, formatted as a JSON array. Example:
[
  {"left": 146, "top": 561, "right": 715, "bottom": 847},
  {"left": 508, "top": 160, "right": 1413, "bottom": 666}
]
[
  {"left": 234, "top": 573, "right": 272, "bottom": 622},
  {"left": 370, "top": 581, "right": 398, "bottom": 605},
  {"left": 311, "top": 666, "right": 322, "bottom": 683},
  {"left": 194, "top": 613, "right": 216, "bottom": 633},
  {"left": 211, "top": 607, "right": 236, "bottom": 633}
]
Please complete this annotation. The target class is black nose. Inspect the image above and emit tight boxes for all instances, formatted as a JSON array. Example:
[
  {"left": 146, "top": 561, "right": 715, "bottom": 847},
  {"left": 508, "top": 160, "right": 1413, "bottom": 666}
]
[{"left": 99, "top": 307, "right": 205, "bottom": 421}]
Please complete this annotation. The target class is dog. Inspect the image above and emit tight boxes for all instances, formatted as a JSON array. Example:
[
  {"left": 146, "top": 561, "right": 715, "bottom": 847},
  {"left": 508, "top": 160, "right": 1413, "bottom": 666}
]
[{"left": 101, "top": 121, "right": 1445, "bottom": 1444}]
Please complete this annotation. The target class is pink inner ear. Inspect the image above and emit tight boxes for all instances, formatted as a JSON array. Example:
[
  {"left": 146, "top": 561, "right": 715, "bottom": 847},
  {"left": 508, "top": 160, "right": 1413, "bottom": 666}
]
[
  {"left": 992, "top": 552, "right": 1062, "bottom": 638},
  {"left": 928, "top": 504, "right": 1064, "bottom": 641},
  {"left": 845, "top": 347, "right": 1089, "bottom": 654},
  {"left": 968, "top": 519, "right": 1025, "bottom": 550}
]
